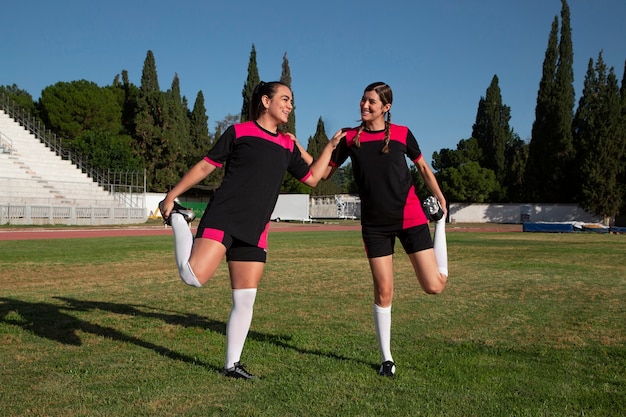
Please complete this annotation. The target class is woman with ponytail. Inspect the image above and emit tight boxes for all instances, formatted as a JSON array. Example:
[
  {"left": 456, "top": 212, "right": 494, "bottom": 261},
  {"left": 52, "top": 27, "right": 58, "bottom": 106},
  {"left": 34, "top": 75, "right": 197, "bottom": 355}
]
[
  {"left": 159, "top": 81, "right": 345, "bottom": 380},
  {"left": 323, "top": 81, "right": 449, "bottom": 377}
]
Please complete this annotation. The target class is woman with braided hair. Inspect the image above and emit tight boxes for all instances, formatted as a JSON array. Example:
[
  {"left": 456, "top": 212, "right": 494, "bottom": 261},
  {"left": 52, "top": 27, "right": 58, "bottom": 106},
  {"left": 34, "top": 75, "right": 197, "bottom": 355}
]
[{"left": 322, "top": 81, "right": 449, "bottom": 377}]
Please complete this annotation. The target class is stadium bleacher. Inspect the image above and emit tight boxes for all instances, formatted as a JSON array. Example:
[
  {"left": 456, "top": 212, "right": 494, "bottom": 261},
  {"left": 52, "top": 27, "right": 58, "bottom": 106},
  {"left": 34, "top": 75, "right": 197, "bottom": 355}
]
[{"left": 0, "top": 110, "right": 146, "bottom": 225}]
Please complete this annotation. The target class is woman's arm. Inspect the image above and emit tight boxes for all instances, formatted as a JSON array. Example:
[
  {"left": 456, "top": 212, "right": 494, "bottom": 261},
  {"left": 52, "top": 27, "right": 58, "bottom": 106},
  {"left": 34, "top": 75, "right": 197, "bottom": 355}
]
[
  {"left": 160, "top": 159, "right": 217, "bottom": 217},
  {"left": 414, "top": 157, "right": 447, "bottom": 216},
  {"left": 287, "top": 133, "right": 314, "bottom": 166}
]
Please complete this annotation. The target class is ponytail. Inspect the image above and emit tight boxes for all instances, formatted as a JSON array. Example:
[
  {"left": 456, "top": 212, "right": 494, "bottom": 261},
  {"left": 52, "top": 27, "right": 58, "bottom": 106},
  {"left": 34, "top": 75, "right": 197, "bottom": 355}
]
[{"left": 249, "top": 81, "right": 288, "bottom": 121}]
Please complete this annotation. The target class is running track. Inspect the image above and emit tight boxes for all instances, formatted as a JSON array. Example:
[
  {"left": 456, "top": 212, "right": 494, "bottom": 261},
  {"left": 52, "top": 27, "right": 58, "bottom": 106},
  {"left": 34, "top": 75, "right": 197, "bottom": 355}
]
[{"left": 0, "top": 223, "right": 520, "bottom": 241}]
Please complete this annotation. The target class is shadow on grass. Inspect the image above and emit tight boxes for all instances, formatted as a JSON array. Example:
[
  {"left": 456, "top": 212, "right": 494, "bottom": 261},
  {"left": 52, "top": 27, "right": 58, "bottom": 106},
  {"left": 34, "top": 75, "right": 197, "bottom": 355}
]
[{"left": 0, "top": 296, "right": 372, "bottom": 371}]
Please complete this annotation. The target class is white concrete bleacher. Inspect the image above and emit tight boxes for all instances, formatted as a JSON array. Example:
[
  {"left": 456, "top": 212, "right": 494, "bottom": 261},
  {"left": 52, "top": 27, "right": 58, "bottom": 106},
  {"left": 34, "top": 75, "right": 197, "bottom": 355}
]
[
  {"left": 0, "top": 110, "right": 122, "bottom": 207},
  {"left": 1, "top": 110, "right": 147, "bottom": 225}
]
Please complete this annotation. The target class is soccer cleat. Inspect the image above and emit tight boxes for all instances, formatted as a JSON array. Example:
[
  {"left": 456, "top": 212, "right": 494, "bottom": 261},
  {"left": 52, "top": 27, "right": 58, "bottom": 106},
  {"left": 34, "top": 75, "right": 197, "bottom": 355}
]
[
  {"left": 221, "top": 362, "right": 257, "bottom": 380},
  {"left": 378, "top": 360, "right": 396, "bottom": 377},
  {"left": 159, "top": 200, "right": 196, "bottom": 226},
  {"left": 422, "top": 196, "right": 444, "bottom": 222}
]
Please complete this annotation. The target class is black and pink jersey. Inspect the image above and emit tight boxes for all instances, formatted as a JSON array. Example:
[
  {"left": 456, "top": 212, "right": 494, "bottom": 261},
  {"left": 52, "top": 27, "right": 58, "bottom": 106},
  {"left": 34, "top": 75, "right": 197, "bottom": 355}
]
[
  {"left": 330, "top": 123, "right": 428, "bottom": 230},
  {"left": 198, "top": 121, "right": 312, "bottom": 248}
]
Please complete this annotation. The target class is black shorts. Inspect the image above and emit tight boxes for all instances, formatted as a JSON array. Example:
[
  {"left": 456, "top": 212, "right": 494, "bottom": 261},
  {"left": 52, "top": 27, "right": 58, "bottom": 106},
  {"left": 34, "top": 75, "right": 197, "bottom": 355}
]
[
  {"left": 197, "top": 227, "right": 267, "bottom": 263},
  {"left": 362, "top": 224, "right": 433, "bottom": 258}
]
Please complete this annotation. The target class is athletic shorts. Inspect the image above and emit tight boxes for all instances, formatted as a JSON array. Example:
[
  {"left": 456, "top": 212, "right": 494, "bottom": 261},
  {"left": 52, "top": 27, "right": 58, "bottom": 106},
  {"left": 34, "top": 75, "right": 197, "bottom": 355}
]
[
  {"left": 197, "top": 227, "right": 267, "bottom": 263},
  {"left": 362, "top": 224, "right": 433, "bottom": 258}
]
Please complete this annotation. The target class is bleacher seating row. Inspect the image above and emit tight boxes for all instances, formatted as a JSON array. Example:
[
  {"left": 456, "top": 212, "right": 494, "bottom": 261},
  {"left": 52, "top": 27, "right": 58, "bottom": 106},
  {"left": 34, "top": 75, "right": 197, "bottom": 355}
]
[{"left": 0, "top": 110, "right": 146, "bottom": 225}]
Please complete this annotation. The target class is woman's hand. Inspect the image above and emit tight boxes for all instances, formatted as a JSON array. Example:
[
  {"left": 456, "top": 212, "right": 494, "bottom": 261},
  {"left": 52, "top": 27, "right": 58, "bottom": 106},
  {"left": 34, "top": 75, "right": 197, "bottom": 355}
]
[{"left": 329, "top": 129, "right": 347, "bottom": 149}]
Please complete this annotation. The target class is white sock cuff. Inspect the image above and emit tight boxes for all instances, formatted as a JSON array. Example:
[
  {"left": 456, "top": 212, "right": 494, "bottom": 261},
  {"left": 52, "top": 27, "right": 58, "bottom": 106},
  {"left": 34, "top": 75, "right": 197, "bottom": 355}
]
[
  {"left": 232, "top": 288, "right": 258, "bottom": 296},
  {"left": 232, "top": 288, "right": 257, "bottom": 306},
  {"left": 373, "top": 304, "right": 391, "bottom": 314}
]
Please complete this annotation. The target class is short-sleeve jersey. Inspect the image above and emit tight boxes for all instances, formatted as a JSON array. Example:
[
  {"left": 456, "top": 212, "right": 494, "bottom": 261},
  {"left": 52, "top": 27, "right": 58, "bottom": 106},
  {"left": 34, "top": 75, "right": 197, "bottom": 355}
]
[
  {"left": 329, "top": 124, "right": 428, "bottom": 230},
  {"left": 198, "top": 121, "right": 312, "bottom": 247}
]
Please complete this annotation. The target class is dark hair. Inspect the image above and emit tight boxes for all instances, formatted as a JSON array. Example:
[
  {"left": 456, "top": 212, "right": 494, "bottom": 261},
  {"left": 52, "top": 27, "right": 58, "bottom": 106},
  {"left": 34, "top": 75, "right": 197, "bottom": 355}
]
[
  {"left": 355, "top": 82, "right": 393, "bottom": 153},
  {"left": 249, "top": 81, "right": 289, "bottom": 120}
]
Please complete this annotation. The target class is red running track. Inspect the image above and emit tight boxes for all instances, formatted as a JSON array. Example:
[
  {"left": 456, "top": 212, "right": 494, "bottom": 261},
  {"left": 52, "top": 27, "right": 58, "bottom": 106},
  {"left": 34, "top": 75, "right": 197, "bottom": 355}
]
[
  {"left": 0, "top": 222, "right": 520, "bottom": 241},
  {"left": 0, "top": 223, "right": 362, "bottom": 241}
]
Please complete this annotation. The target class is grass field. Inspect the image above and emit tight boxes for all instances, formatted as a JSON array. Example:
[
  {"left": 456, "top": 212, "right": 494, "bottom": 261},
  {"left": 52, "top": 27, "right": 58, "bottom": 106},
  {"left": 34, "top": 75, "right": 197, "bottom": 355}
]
[{"left": 1, "top": 228, "right": 625, "bottom": 416}]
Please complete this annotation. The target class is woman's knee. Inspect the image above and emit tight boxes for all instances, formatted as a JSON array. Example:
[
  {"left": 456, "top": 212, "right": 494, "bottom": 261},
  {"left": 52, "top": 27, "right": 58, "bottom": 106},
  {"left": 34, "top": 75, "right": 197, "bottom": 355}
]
[
  {"left": 374, "top": 286, "right": 394, "bottom": 306},
  {"left": 422, "top": 274, "right": 447, "bottom": 295}
]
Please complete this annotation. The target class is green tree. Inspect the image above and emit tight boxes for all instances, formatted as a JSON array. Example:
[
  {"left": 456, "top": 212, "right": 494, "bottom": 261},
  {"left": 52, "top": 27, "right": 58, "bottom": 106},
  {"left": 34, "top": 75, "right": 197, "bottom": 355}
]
[
  {"left": 526, "top": 0, "right": 575, "bottom": 203},
  {"left": 503, "top": 133, "right": 528, "bottom": 203},
  {"left": 573, "top": 53, "right": 624, "bottom": 223},
  {"left": 240, "top": 44, "right": 260, "bottom": 123},
  {"left": 472, "top": 75, "right": 510, "bottom": 185},
  {"left": 307, "top": 117, "right": 340, "bottom": 196},
  {"left": 620, "top": 61, "right": 626, "bottom": 219},
  {"left": 279, "top": 52, "right": 296, "bottom": 136},
  {"left": 438, "top": 162, "right": 500, "bottom": 203},
  {"left": 277, "top": 52, "right": 305, "bottom": 193},
  {"left": 432, "top": 137, "right": 499, "bottom": 202},
  {"left": 120, "top": 70, "right": 138, "bottom": 136},
  {"left": 472, "top": 75, "right": 528, "bottom": 202},
  {"left": 213, "top": 113, "right": 240, "bottom": 143},
  {"left": 134, "top": 50, "right": 168, "bottom": 191},
  {"left": 432, "top": 137, "right": 483, "bottom": 172},
  {"left": 0, "top": 84, "right": 37, "bottom": 116},
  {"left": 72, "top": 130, "right": 141, "bottom": 172},
  {"left": 39, "top": 80, "right": 121, "bottom": 141},
  {"left": 189, "top": 90, "right": 209, "bottom": 164},
  {"left": 157, "top": 73, "right": 192, "bottom": 189}
]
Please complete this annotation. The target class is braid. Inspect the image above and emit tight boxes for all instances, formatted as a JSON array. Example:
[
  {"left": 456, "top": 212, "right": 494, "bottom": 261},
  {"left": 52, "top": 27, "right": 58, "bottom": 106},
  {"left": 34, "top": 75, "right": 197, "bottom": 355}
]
[
  {"left": 354, "top": 123, "right": 365, "bottom": 148},
  {"left": 381, "top": 111, "right": 391, "bottom": 154}
]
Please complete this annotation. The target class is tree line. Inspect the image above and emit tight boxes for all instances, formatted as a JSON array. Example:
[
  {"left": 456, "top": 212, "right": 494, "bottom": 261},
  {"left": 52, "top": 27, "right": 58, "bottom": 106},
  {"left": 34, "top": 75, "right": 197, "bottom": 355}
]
[
  {"left": 428, "top": 0, "right": 625, "bottom": 223},
  {"left": 1, "top": 0, "right": 624, "bottom": 222}
]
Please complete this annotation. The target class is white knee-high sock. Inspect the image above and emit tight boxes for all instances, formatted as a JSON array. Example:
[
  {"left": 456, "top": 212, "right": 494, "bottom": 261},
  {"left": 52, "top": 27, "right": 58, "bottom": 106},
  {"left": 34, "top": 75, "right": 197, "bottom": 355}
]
[
  {"left": 170, "top": 214, "right": 202, "bottom": 287},
  {"left": 433, "top": 218, "right": 448, "bottom": 277},
  {"left": 225, "top": 288, "right": 257, "bottom": 369},
  {"left": 373, "top": 304, "right": 393, "bottom": 363}
]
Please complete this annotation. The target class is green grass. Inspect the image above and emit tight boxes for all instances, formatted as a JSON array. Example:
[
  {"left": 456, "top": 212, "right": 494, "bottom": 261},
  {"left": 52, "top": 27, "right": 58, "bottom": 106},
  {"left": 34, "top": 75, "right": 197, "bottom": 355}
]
[{"left": 1, "top": 230, "right": 625, "bottom": 416}]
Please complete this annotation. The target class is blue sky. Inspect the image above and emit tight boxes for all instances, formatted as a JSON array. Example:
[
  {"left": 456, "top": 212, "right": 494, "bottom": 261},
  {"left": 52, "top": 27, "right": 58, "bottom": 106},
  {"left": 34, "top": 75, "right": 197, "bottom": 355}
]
[{"left": 2, "top": 0, "right": 625, "bottom": 163}]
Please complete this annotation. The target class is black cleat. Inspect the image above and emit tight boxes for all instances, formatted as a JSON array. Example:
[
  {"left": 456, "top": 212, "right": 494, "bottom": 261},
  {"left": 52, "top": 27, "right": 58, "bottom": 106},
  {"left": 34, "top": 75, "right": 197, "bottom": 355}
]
[
  {"left": 221, "top": 362, "right": 257, "bottom": 380},
  {"left": 378, "top": 360, "right": 396, "bottom": 377},
  {"left": 159, "top": 200, "right": 196, "bottom": 226},
  {"left": 422, "top": 196, "right": 444, "bottom": 222}
]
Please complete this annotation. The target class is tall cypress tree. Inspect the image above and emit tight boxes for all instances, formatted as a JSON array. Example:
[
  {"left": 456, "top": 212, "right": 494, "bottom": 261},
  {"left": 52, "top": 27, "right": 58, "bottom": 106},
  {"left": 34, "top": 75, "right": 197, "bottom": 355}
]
[
  {"left": 307, "top": 117, "right": 340, "bottom": 196},
  {"left": 552, "top": 0, "right": 576, "bottom": 201},
  {"left": 306, "top": 117, "right": 328, "bottom": 158},
  {"left": 470, "top": 75, "right": 526, "bottom": 202},
  {"left": 142, "top": 73, "right": 191, "bottom": 191},
  {"left": 279, "top": 52, "right": 296, "bottom": 136},
  {"left": 120, "top": 70, "right": 138, "bottom": 136},
  {"left": 472, "top": 75, "right": 510, "bottom": 186},
  {"left": 525, "top": 0, "right": 575, "bottom": 203},
  {"left": 277, "top": 51, "right": 308, "bottom": 193},
  {"left": 160, "top": 73, "right": 191, "bottom": 187},
  {"left": 526, "top": 18, "right": 559, "bottom": 202},
  {"left": 134, "top": 50, "right": 165, "bottom": 190},
  {"left": 240, "top": 44, "right": 260, "bottom": 122},
  {"left": 189, "top": 90, "right": 209, "bottom": 164},
  {"left": 573, "top": 53, "right": 623, "bottom": 223},
  {"left": 620, "top": 62, "right": 626, "bottom": 219}
]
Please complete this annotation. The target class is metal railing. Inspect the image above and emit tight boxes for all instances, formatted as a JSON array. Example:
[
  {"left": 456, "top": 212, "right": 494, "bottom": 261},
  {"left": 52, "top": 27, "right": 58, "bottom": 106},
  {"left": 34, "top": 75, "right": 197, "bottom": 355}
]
[{"left": 0, "top": 130, "right": 13, "bottom": 154}]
